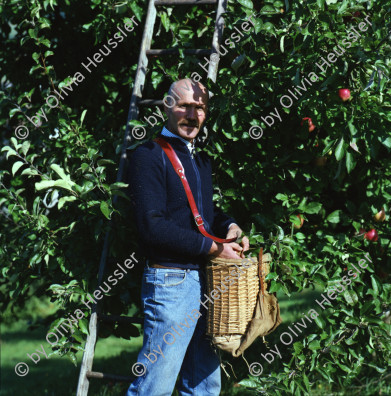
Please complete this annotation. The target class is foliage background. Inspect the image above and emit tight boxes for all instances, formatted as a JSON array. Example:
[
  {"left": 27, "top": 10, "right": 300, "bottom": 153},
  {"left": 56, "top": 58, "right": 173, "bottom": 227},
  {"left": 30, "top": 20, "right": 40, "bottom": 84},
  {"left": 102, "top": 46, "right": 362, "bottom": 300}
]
[{"left": 1, "top": 0, "right": 390, "bottom": 394}]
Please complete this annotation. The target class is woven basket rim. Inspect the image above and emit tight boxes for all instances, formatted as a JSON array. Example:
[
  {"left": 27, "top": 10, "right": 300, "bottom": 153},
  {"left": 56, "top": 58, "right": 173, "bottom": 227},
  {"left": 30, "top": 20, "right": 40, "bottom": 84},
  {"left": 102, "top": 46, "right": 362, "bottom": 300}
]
[
  {"left": 208, "top": 253, "right": 271, "bottom": 265},
  {"left": 208, "top": 256, "right": 257, "bottom": 264}
]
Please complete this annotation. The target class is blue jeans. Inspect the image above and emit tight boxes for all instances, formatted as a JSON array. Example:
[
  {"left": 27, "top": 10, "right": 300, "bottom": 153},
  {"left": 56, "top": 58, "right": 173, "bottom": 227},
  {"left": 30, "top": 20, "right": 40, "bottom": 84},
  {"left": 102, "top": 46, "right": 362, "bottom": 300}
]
[{"left": 126, "top": 265, "right": 221, "bottom": 396}]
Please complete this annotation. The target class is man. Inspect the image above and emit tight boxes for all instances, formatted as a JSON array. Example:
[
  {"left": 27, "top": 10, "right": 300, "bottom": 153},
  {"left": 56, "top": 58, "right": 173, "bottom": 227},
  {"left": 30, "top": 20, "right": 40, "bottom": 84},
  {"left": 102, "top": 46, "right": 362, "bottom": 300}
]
[{"left": 126, "top": 78, "right": 249, "bottom": 396}]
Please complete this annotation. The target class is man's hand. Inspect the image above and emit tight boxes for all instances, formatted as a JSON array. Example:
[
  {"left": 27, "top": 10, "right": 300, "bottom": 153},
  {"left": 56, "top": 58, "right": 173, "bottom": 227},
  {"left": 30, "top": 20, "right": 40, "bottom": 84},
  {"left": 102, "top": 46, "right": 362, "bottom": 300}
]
[
  {"left": 226, "top": 224, "right": 250, "bottom": 258},
  {"left": 208, "top": 241, "right": 244, "bottom": 259}
]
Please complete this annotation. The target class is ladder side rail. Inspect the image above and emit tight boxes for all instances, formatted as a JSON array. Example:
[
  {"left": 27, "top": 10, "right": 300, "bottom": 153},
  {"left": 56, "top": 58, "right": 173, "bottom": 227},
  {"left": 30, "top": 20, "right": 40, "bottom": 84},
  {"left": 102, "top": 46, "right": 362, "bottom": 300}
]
[
  {"left": 117, "top": 0, "right": 157, "bottom": 185},
  {"left": 207, "top": 0, "right": 228, "bottom": 82},
  {"left": 76, "top": 232, "right": 110, "bottom": 396}
]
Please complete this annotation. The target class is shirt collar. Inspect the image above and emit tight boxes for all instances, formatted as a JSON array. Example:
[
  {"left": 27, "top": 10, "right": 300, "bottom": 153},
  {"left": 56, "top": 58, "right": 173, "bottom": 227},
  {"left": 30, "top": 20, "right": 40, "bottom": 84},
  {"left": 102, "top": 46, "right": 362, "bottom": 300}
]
[{"left": 161, "top": 126, "right": 194, "bottom": 153}]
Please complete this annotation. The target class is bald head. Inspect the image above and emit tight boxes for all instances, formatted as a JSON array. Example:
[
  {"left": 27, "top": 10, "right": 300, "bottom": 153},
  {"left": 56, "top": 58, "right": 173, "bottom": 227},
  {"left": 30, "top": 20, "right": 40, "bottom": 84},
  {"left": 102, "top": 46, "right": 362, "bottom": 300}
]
[
  {"left": 167, "top": 79, "right": 209, "bottom": 105},
  {"left": 164, "top": 78, "right": 208, "bottom": 143}
]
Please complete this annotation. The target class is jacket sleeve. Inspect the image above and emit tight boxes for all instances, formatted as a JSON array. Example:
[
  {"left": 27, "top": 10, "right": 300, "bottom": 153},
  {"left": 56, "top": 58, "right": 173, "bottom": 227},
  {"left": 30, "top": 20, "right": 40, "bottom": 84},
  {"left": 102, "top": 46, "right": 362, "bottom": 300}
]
[
  {"left": 127, "top": 144, "right": 214, "bottom": 257},
  {"left": 212, "top": 202, "right": 237, "bottom": 237}
]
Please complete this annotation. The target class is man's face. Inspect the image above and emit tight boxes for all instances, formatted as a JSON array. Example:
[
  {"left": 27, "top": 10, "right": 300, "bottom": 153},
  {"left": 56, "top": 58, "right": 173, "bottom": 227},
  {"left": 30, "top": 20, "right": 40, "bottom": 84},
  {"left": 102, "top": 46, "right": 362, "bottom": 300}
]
[{"left": 164, "top": 81, "right": 208, "bottom": 143}]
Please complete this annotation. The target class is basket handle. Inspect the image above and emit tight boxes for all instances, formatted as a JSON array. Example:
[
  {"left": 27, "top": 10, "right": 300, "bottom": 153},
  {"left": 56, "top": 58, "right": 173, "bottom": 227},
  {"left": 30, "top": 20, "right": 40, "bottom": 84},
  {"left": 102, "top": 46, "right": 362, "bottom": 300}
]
[{"left": 258, "top": 247, "right": 265, "bottom": 296}]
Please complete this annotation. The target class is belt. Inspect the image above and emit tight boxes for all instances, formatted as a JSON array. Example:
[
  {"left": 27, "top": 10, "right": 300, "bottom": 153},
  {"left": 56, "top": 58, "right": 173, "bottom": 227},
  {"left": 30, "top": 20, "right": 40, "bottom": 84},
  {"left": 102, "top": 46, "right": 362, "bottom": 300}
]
[{"left": 149, "top": 262, "right": 184, "bottom": 270}]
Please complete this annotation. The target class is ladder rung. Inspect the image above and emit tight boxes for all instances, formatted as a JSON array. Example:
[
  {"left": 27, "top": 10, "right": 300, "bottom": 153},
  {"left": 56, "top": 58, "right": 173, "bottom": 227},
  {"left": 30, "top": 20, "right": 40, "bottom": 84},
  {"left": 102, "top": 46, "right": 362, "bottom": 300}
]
[
  {"left": 147, "top": 48, "right": 212, "bottom": 56},
  {"left": 138, "top": 99, "right": 164, "bottom": 107},
  {"left": 98, "top": 314, "right": 143, "bottom": 324},
  {"left": 155, "top": 0, "right": 217, "bottom": 5},
  {"left": 86, "top": 371, "right": 134, "bottom": 382}
]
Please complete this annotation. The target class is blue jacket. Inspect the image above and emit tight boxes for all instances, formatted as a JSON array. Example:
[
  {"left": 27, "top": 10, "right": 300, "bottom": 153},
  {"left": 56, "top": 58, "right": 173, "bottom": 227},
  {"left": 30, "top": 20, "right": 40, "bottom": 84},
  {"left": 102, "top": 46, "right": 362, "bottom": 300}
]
[{"left": 127, "top": 132, "right": 236, "bottom": 269}]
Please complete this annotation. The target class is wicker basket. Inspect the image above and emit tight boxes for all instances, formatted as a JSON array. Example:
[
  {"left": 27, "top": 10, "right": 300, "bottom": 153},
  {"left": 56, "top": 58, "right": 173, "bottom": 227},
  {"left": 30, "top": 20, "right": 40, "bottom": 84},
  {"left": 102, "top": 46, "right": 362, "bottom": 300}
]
[{"left": 206, "top": 254, "right": 271, "bottom": 337}]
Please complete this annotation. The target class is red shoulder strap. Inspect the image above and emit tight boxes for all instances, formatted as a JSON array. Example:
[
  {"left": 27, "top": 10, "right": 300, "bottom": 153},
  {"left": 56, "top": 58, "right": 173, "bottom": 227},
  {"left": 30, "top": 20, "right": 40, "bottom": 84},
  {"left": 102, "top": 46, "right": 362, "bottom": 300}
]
[{"left": 154, "top": 137, "right": 237, "bottom": 244}]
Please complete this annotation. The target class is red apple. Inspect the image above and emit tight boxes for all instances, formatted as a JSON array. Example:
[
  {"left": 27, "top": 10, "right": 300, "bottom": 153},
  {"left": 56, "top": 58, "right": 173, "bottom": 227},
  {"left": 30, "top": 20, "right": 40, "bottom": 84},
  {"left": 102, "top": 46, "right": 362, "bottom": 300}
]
[
  {"left": 364, "top": 228, "right": 378, "bottom": 242},
  {"left": 339, "top": 89, "right": 351, "bottom": 102},
  {"left": 294, "top": 214, "right": 304, "bottom": 229},
  {"left": 302, "top": 117, "right": 316, "bottom": 132},
  {"left": 374, "top": 208, "right": 386, "bottom": 222}
]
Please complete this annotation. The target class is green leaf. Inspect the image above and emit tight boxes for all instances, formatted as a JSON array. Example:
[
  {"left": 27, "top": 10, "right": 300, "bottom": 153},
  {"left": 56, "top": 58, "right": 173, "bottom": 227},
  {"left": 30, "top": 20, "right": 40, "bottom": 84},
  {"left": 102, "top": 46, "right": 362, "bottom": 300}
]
[
  {"left": 308, "top": 339, "right": 321, "bottom": 350},
  {"left": 268, "top": 282, "right": 282, "bottom": 293},
  {"left": 32, "top": 52, "right": 40, "bottom": 62},
  {"left": 280, "top": 35, "right": 285, "bottom": 53},
  {"left": 50, "top": 164, "right": 70, "bottom": 181},
  {"left": 317, "top": 0, "right": 325, "bottom": 9},
  {"left": 215, "top": 142, "right": 224, "bottom": 153},
  {"left": 303, "top": 373, "right": 310, "bottom": 391},
  {"left": 378, "top": 136, "right": 391, "bottom": 148},
  {"left": 238, "top": 379, "right": 258, "bottom": 388},
  {"left": 40, "top": 38, "right": 51, "bottom": 48},
  {"left": 370, "top": 275, "right": 379, "bottom": 297},
  {"left": 322, "top": 140, "right": 336, "bottom": 156},
  {"left": 348, "top": 121, "right": 357, "bottom": 136},
  {"left": 28, "top": 28, "right": 38, "bottom": 39},
  {"left": 343, "top": 290, "right": 355, "bottom": 305},
  {"left": 2, "top": 147, "right": 18, "bottom": 159},
  {"left": 335, "top": 138, "right": 346, "bottom": 161},
  {"left": 304, "top": 202, "right": 322, "bottom": 214},
  {"left": 100, "top": 201, "right": 111, "bottom": 219},
  {"left": 262, "top": 22, "right": 276, "bottom": 34},
  {"left": 336, "top": 362, "right": 351, "bottom": 372},
  {"left": 293, "top": 342, "right": 304, "bottom": 354},
  {"left": 313, "top": 315, "right": 326, "bottom": 329},
  {"left": 97, "top": 159, "right": 115, "bottom": 166},
  {"left": 21, "top": 168, "right": 39, "bottom": 176},
  {"left": 130, "top": 2, "right": 143, "bottom": 21},
  {"left": 78, "top": 318, "right": 89, "bottom": 335},
  {"left": 21, "top": 141, "right": 30, "bottom": 156},
  {"left": 327, "top": 210, "right": 341, "bottom": 223},
  {"left": 109, "top": 182, "right": 128, "bottom": 190},
  {"left": 346, "top": 151, "right": 355, "bottom": 173},
  {"left": 12, "top": 161, "right": 24, "bottom": 176},
  {"left": 349, "top": 290, "right": 359, "bottom": 305},
  {"left": 80, "top": 109, "right": 87, "bottom": 126},
  {"left": 35, "top": 179, "right": 75, "bottom": 192},
  {"left": 366, "top": 363, "right": 387, "bottom": 373},
  {"left": 238, "top": 0, "right": 253, "bottom": 9},
  {"left": 10, "top": 137, "right": 20, "bottom": 150},
  {"left": 275, "top": 193, "right": 288, "bottom": 201},
  {"left": 330, "top": 345, "right": 344, "bottom": 355},
  {"left": 53, "top": 180, "right": 74, "bottom": 192},
  {"left": 251, "top": 17, "right": 263, "bottom": 34},
  {"left": 58, "top": 196, "right": 77, "bottom": 210},
  {"left": 160, "top": 12, "right": 170, "bottom": 32},
  {"left": 337, "top": 0, "right": 348, "bottom": 14}
]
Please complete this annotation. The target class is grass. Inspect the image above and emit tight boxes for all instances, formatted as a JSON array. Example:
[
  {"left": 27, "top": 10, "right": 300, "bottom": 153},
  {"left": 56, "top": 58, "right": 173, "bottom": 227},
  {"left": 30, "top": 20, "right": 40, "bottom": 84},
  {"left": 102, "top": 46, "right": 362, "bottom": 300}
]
[
  {"left": 2, "top": 287, "right": 389, "bottom": 395},
  {"left": 1, "top": 318, "right": 143, "bottom": 396}
]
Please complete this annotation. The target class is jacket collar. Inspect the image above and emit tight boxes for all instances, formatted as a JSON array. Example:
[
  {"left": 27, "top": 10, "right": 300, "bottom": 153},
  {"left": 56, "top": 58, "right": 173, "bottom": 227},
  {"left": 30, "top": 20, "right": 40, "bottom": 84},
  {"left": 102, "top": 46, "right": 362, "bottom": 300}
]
[{"left": 160, "top": 127, "right": 195, "bottom": 154}]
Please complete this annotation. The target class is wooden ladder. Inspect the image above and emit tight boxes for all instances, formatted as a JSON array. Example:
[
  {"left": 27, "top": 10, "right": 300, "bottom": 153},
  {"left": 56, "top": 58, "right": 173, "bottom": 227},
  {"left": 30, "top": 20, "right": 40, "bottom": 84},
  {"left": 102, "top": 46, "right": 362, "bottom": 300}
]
[{"left": 76, "top": 0, "right": 227, "bottom": 394}]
